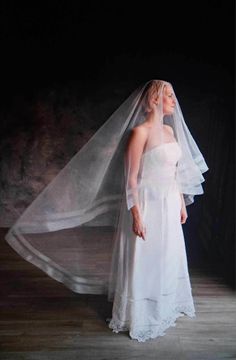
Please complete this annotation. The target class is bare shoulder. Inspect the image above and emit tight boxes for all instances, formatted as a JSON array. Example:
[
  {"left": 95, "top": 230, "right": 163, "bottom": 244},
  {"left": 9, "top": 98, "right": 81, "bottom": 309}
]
[
  {"left": 128, "top": 125, "right": 149, "bottom": 147},
  {"left": 164, "top": 124, "right": 174, "bottom": 135},
  {"left": 131, "top": 125, "right": 149, "bottom": 138}
]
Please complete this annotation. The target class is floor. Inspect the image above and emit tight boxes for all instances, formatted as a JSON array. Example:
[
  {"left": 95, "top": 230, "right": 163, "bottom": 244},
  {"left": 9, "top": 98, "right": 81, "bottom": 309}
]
[{"left": 1, "top": 228, "right": 236, "bottom": 360}]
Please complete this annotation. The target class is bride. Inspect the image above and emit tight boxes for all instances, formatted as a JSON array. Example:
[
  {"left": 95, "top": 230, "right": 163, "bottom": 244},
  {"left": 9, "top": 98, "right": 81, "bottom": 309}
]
[
  {"left": 127, "top": 82, "right": 188, "bottom": 241},
  {"left": 5, "top": 79, "right": 209, "bottom": 343},
  {"left": 107, "top": 80, "right": 208, "bottom": 341}
]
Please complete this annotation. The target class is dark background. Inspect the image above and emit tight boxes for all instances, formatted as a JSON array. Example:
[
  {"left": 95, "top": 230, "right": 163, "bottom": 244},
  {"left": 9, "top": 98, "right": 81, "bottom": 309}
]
[{"left": 0, "top": 1, "right": 235, "bottom": 287}]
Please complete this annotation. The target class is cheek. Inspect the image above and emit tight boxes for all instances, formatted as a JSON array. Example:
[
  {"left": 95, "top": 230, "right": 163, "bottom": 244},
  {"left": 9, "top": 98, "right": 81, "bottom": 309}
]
[
  {"left": 163, "top": 99, "right": 171, "bottom": 108},
  {"left": 163, "top": 98, "right": 169, "bottom": 106}
]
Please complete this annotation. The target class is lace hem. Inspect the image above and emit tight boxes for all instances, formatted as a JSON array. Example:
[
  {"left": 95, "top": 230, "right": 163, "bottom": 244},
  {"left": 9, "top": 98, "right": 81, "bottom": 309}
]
[{"left": 107, "top": 305, "right": 196, "bottom": 342}]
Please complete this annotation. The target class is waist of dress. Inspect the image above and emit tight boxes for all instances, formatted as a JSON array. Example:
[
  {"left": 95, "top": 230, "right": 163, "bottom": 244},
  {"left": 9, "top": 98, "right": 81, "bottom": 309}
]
[
  {"left": 139, "top": 171, "right": 177, "bottom": 184},
  {"left": 138, "top": 176, "right": 179, "bottom": 192},
  {"left": 136, "top": 179, "right": 180, "bottom": 200}
]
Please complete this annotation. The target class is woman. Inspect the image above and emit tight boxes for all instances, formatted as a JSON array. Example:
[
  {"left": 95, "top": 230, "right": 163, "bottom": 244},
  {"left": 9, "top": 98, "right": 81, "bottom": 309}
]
[
  {"left": 5, "top": 79, "right": 208, "bottom": 343},
  {"left": 127, "top": 82, "right": 187, "bottom": 240},
  {"left": 107, "top": 80, "right": 208, "bottom": 341}
]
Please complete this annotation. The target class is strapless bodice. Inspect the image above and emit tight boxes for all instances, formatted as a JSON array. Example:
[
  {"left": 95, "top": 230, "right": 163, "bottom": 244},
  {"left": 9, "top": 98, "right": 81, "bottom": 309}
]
[{"left": 138, "top": 142, "right": 182, "bottom": 188}]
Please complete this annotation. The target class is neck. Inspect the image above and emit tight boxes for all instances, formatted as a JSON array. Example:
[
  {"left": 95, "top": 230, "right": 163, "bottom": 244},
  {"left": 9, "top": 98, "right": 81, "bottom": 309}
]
[{"left": 145, "top": 110, "right": 163, "bottom": 126}]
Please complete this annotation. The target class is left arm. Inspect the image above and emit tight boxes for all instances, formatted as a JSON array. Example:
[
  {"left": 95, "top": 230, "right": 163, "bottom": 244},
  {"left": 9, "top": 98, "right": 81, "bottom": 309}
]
[{"left": 180, "top": 193, "right": 188, "bottom": 224}]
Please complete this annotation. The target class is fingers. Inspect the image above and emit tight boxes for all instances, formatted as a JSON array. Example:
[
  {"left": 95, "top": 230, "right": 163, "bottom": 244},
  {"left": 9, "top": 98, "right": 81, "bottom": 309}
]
[
  {"left": 139, "top": 231, "right": 144, "bottom": 240},
  {"left": 181, "top": 215, "right": 187, "bottom": 224},
  {"left": 180, "top": 209, "right": 188, "bottom": 224},
  {"left": 140, "top": 226, "right": 146, "bottom": 241},
  {"left": 133, "top": 225, "right": 146, "bottom": 240}
]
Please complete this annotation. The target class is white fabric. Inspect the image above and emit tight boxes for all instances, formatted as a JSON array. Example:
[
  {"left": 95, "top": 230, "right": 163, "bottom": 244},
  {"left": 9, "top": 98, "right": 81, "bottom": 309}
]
[
  {"left": 124, "top": 80, "right": 208, "bottom": 212},
  {"left": 4, "top": 79, "right": 208, "bottom": 342},
  {"left": 107, "top": 142, "right": 196, "bottom": 342}
]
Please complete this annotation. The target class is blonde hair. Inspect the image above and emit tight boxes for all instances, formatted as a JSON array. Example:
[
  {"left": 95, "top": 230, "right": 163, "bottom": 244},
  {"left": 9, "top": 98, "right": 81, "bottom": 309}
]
[{"left": 143, "top": 80, "right": 165, "bottom": 113}]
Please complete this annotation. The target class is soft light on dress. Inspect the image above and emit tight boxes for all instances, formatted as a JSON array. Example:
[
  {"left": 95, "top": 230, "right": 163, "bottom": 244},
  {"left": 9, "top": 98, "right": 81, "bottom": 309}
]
[{"left": 108, "top": 141, "right": 196, "bottom": 342}]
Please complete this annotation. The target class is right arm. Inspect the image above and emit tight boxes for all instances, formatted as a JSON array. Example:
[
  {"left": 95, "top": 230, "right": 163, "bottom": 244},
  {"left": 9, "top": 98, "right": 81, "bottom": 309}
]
[{"left": 125, "top": 127, "right": 148, "bottom": 240}]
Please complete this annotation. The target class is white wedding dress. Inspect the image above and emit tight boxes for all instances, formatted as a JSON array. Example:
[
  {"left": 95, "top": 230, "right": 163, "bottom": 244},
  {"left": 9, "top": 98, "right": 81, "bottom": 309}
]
[{"left": 107, "top": 141, "right": 196, "bottom": 342}]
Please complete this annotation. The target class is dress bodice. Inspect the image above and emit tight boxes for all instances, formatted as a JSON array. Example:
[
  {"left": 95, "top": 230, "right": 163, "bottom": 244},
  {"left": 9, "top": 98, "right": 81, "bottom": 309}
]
[{"left": 138, "top": 142, "right": 182, "bottom": 189}]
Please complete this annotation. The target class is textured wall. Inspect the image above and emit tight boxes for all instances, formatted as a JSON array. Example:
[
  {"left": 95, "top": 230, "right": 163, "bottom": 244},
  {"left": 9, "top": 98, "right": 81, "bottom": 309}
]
[{"left": 0, "top": 82, "right": 132, "bottom": 226}]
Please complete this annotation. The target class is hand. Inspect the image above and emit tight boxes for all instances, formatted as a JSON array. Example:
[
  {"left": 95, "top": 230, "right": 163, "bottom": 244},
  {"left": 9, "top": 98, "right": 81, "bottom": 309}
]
[
  {"left": 132, "top": 218, "right": 146, "bottom": 240},
  {"left": 180, "top": 205, "right": 188, "bottom": 224}
]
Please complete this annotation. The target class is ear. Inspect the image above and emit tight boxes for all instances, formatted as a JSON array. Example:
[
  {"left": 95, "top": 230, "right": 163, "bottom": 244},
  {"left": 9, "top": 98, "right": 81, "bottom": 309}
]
[
  {"left": 155, "top": 96, "right": 160, "bottom": 105},
  {"left": 150, "top": 94, "right": 159, "bottom": 106}
]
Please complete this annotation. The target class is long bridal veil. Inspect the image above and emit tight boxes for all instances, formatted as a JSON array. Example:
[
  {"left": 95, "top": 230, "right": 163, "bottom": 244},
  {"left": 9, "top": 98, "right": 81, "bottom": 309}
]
[{"left": 5, "top": 80, "right": 209, "bottom": 296}]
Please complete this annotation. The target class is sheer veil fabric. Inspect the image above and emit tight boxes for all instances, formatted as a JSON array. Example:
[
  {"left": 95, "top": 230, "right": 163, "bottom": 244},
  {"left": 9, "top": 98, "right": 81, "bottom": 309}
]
[{"left": 5, "top": 80, "right": 208, "bottom": 304}]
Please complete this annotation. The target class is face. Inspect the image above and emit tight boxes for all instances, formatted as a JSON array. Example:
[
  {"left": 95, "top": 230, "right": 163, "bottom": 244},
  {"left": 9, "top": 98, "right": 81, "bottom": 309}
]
[{"left": 162, "top": 85, "right": 176, "bottom": 115}]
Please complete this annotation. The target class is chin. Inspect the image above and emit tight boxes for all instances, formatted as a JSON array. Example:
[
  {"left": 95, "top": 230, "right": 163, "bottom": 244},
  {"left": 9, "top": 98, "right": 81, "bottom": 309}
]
[{"left": 163, "top": 108, "right": 175, "bottom": 116}]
